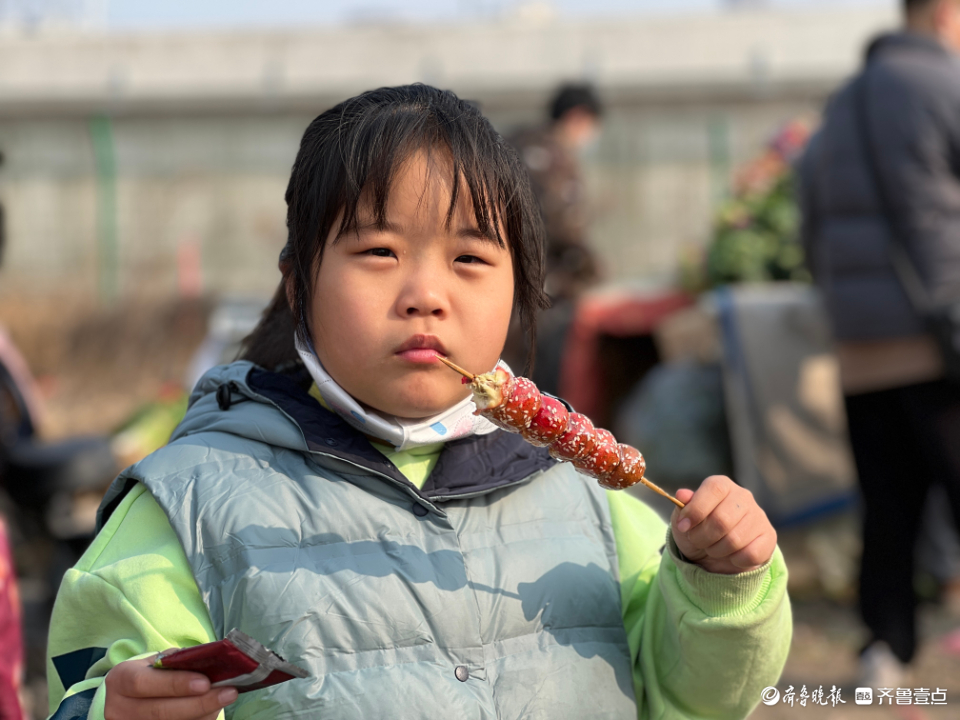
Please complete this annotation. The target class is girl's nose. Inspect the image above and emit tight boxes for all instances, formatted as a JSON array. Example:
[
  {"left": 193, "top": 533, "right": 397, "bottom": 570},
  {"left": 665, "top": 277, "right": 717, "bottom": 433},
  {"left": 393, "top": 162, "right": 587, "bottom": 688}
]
[
  {"left": 396, "top": 273, "right": 449, "bottom": 319},
  {"left": 406, "top": 304, "right": 443, "bottom": 317}
]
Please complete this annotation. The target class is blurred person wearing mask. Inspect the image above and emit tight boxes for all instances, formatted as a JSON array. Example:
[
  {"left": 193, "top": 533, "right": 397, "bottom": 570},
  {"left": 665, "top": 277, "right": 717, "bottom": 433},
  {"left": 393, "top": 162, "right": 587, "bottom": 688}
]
[
  {"left": 510, "top": 84, "right": 603, "bottom": 301},
  {"left": 799, "top": 0, "right": 960, "bottom": 688},
  {"left": 504, "top": 85, "right": 603, "bottom": 393}
]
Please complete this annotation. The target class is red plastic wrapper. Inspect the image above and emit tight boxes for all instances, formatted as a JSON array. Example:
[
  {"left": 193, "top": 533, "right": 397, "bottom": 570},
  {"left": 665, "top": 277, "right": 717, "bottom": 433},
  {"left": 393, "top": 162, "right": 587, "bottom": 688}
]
[{"left": 153, "top": 629, "right": 308, "bottom": 693}]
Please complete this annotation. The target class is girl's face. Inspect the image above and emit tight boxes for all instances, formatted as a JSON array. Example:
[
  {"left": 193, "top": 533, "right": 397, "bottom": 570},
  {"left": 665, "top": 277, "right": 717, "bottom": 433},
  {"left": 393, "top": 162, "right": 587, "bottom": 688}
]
[{"left": 306, "top": 152, "right": 515, "bottom": 419}]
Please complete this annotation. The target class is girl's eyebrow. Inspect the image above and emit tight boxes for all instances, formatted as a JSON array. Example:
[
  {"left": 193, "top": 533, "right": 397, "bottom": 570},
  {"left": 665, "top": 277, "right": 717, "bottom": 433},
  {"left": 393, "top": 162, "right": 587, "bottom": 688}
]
[
  {"left": 355, "top": 220, "right": 403, "bottom": 234},
  {"left": 456, "top": 226, "right": 498, "bottom": 244},
  {"left": 354, "top": 219, "right": 497, "bottom": 244}
]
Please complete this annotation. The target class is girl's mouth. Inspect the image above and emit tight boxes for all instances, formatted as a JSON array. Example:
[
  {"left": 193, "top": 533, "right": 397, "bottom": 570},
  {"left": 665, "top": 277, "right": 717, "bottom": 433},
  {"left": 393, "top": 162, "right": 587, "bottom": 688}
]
[
  {"left": 396, "top": 348, "right": 444, "bottom": 364},
  {"left": 394, "top": 335, "right": 448, "bottom": 364}
]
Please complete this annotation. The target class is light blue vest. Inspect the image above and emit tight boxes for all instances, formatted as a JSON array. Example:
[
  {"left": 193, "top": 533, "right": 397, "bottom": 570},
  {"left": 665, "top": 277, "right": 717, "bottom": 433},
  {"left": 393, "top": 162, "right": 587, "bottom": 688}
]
[{"left": 101, "top": 363, "right": 637, "bottom": 719}]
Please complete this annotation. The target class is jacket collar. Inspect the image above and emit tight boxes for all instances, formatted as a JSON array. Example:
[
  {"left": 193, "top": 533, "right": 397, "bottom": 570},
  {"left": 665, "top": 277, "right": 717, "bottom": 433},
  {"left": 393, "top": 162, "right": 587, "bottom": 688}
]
[
  {"left": 865, "top": 31, "right": 952, "bottom": 63},
  {"left": 246, "top": 366, "right": 557, "bottom": 503}
]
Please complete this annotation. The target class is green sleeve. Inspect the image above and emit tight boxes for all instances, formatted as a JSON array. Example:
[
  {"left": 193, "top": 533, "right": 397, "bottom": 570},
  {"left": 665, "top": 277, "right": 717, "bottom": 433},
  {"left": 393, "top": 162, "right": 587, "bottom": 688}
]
[
  {"left": 607, "top": 490, "right": 792, "bottom": 720},
  {"left": 46, "top": 483, "right": 219, "bottom": 720}
]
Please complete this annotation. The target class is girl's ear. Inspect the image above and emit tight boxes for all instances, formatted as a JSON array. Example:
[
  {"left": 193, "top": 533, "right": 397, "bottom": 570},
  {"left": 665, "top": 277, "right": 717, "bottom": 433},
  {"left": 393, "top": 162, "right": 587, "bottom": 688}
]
[{"left": 284, "top": 274, "right": 297, "bottom": 315}]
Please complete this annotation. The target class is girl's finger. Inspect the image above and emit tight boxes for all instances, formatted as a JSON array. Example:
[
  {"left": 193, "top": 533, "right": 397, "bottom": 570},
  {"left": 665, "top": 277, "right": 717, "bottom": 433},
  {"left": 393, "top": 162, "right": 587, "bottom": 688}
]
[
  {"left": 669, "top": 489, "right": 695, "bottom": 528},
  {"left": 683, "top": 492, "right": 751, "bottom": 550},
  {"left": 674, "top": 488, "right": 696, "bottom": 505},
  {"left": 673, "top": 476, "right": 732, "bottom": 533},
  {"left": 728, "top": 532, "right": 777, "bottom": 570},
  {"left": 125, "top": 687, "right": 238, "bottom": 720},
  {"left": 702, "top": 515, "right": 759, "bottom": 561},
  {"left": 108, "top": 660, "right": 211, "bottom": 699}
]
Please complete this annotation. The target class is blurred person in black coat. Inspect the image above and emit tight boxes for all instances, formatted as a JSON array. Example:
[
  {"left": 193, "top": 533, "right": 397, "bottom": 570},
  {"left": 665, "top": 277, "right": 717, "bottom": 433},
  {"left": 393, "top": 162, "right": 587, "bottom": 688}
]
[
  {"left": 799, "top": 0, "right": 960, "bottom": 687},
  {"left": 510, "top": 84, "right": 603, "bottom": 301},
  {"left": 504, "top": 85, "right": 603, "bottom": 393}
]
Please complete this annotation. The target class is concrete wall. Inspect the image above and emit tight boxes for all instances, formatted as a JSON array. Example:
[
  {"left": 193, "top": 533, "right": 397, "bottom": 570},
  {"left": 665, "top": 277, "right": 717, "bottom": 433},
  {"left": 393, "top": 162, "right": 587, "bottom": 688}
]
[{"left": 0, "top": 6, "right": 897, "bottom": 300}]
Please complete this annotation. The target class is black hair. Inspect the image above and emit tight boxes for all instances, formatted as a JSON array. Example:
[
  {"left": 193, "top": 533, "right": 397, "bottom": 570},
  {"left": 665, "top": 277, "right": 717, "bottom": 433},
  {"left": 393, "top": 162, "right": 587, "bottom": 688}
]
[
  {"left": 549, "top": 83, "right": 603, "bottom": 122},
  {"left": 241, "top": 84, "right": 549, "bottom": 374},
  {"left": 904, "top": 0, "right": 937, "bottom": 10}
]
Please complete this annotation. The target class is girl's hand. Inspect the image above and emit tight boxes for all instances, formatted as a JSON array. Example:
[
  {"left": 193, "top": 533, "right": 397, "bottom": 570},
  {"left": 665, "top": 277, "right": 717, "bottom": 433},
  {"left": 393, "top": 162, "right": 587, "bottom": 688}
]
[
  {"left": 104, "top": 655, "right": 238, "bottom": 720},
  {"left": 670, "top": 475, "right": 777, "bottom": 575}
]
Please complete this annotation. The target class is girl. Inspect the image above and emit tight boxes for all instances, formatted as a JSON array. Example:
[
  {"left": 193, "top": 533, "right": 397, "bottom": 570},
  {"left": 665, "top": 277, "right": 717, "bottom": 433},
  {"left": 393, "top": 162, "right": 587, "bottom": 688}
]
[{"left": 47, "top": 85, "right": 790, "bottom": 720}]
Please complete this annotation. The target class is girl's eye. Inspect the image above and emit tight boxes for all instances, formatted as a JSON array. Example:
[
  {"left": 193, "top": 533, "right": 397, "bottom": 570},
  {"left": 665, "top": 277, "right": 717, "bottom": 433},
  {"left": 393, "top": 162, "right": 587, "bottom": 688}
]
[
  {"left": 455, "top": 254, "right": 486, "bottom": 265},
  {"left": 365, "top": 247, "right": 396, "bottom": 258}
]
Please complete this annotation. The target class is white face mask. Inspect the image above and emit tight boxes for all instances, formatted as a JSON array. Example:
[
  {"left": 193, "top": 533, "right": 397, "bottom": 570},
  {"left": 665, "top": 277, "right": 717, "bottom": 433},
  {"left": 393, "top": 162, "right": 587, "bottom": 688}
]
[
  {"left": 294, "top": 333, "right": 506, "bottom": 451},
  {"left": 577, "top": 131, "right": 601, "bottom": 160}
]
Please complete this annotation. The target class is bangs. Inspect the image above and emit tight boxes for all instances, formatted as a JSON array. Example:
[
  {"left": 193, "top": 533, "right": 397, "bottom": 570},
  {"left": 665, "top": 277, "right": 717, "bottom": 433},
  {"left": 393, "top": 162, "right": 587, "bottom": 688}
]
[{"left": 331, "top": 106, "right": 509, "bottom": 251}]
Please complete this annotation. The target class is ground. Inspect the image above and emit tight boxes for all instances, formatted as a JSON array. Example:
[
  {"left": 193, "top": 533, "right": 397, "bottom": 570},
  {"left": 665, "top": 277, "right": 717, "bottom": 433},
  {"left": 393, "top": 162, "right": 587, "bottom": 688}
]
[{"left": 749, "top": 600, "right": 960, "bottom": 720}]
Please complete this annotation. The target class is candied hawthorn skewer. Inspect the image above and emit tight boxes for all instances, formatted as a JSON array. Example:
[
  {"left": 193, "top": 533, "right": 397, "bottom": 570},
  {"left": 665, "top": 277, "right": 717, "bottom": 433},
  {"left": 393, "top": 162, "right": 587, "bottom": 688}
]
[
  {"left": 548, "top": 411, "right": 596, "bottom": 460},
  {"left": 524, "top": 395, "right": 570, "bottom": 447},
  {"left": 437, "top": 356, "right": 684, "bottom": 508}
]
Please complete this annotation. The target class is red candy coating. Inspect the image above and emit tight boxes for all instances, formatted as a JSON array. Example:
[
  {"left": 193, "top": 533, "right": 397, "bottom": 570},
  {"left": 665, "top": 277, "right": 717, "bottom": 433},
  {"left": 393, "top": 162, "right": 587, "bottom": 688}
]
[
  {"left": 521, "top": 396, "right": 570, "bottom": 447},
  {"left": 486, "top": 376, "right": 541, "bottom": 432},
  {"left": 548, "top": 412, "right": 597, "bottom": 461},
  {"left": 573, "top": 428, "right": 621, "bottom": 478},
  {"left": 598, "top": 444, "right": 647, "bottom": 491},
  {"left": 466, "top": 370, "right": 658, "bottom": 498}
]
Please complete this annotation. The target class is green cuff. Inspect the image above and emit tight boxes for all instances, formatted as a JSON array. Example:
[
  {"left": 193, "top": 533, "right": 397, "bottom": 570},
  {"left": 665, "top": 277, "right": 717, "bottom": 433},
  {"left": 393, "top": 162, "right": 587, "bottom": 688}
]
[
  {"left": 89, "top": 681, "right": 107, "bottom": 720},
  {"left": 665, "top": 530, "right": 776, "bottom": 617}
]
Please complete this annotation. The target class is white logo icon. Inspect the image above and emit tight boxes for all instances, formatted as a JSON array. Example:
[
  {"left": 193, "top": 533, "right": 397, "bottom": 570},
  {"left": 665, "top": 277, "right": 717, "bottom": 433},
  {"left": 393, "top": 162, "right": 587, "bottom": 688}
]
[
  {"left": 855, "top": 688, "right": 873, "bottom": 705},
  {"left": 761, "top": 687, "right": 781, "bottom": 705}
]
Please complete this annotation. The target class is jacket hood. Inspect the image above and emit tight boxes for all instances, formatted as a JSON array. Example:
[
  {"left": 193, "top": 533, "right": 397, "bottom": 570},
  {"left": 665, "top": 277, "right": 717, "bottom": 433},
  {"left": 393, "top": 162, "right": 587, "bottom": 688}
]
[
  {"left": 164, "top": 360, "right": 557, "bottom": 505},
  {"left": 173, "top": 361, "right": 313, "bottom": 453}
]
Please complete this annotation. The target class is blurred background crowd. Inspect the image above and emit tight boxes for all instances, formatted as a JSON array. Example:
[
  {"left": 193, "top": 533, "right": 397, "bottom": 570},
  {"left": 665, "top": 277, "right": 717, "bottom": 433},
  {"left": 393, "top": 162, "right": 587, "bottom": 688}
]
[{"left": 1, "top": 0, "right": 960, "bottom": 718}]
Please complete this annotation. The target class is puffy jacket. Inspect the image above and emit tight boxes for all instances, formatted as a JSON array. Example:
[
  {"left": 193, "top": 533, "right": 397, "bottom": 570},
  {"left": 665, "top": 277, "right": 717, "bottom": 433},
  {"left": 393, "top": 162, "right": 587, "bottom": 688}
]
[
  {"left": 799, "top": 32, "right": 960, "bottom": 340},
  {"left": 47, "top": 362, "right": 791, "bottom": 719}
]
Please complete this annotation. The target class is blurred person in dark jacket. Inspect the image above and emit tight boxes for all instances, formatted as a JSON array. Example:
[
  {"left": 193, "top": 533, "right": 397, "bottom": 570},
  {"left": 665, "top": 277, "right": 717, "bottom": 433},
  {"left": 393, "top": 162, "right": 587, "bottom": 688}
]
[
  {"left": 504, "top": 85, "right": 603, "bottom": 393},
  {"left": 799, "top": 0, "right": 960, "bottom": 687},
  {"left": 510, "top": 84, "right": 603, "bottom": 301}
]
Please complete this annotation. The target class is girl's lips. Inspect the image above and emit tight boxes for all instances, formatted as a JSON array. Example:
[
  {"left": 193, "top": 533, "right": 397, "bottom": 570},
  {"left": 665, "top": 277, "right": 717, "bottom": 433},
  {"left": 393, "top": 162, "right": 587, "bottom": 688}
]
[{"left": 396, "top": 348, "right": 443, "bottom": 364}]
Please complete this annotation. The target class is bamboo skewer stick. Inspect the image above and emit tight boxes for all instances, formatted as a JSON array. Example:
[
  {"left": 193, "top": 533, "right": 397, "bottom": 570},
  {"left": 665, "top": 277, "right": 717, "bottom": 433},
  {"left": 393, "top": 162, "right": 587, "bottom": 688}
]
[
  {"left": 639, "top": 478, "right": 685, "bottom": 509},
  {"left": 437, "top": 356, "right": 686, "bottom": 509},
  {"left": 436, "top": 355, "right": 476, "bottom": 381}
]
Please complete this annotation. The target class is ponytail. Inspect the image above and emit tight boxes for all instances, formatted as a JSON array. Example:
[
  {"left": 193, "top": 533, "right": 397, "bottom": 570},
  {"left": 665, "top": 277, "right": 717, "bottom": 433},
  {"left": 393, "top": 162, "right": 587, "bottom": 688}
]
[{"left": 238, "top": 282, "right": 299, "bottom": 370}]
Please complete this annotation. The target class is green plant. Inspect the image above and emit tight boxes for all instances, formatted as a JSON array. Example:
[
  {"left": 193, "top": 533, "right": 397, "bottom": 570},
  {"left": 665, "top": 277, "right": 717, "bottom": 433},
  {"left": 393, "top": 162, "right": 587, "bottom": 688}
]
[{"left": 697, "top": 120, "right": 812, "bottom": 290}]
